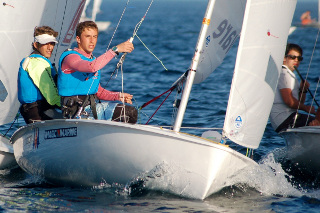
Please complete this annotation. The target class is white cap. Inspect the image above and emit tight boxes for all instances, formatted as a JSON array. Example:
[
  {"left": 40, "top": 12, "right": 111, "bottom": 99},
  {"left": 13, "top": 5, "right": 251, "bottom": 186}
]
[{"left": 34, "top": 34, "right": 58, "bottom": 44}]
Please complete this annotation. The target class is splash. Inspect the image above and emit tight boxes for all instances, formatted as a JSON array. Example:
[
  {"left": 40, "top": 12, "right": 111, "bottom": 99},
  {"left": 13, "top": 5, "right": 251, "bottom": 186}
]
[{"left": 224, "top": 152, "right": 303, "bottom": 198}]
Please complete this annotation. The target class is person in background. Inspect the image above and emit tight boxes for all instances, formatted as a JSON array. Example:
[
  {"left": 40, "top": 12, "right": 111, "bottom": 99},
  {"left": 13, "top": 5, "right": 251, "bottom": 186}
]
[
  {"left": 58, "top": 21, "right": 137, "bottom": 123},
  {"left": 300, "top": 11, "right": 316, "bottom": 25},
  {"left": 269, "top": 43, "right": 316, "bottom": 133},
  {"left": 18, "top": 26, "right": 61, "bottom": 124}
]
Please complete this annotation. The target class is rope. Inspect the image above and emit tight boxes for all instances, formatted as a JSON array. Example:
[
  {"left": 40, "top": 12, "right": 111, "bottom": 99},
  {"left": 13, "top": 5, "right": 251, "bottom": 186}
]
[
  {"left": 293, "top": 27, "right": 320, "bottom": 127},
  {"left": 3, "top": 113, "right": 20, "bottom": 138},
  {"left": 135, "top": 34, "right": 168, "bottom": 71},
  {"left": 139, "top": 86, "right": 176, "bottom": 110},
  {"left": 106, "top": 0, "right": 131, "bottom": 50},
  {"left": 53, "top": 1, "right": 68, "bottom": 64},
  {"left": 145, "top": 89, "right": 173, "bottom": 125},
  {"left": 104, "top": 0, "right": 154, "bottom": 89}
]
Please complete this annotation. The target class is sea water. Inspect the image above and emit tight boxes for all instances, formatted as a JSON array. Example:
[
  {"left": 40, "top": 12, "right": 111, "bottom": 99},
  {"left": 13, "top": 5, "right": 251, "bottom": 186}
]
[{"left": 1, "top": 0, "right": 320, "bottom": 212}]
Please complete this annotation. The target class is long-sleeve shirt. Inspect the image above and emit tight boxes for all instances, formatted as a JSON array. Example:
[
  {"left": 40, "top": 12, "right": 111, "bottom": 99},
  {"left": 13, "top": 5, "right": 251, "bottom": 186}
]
[{"left": 60, "top": 48, "right": 120, "bottom": 101}]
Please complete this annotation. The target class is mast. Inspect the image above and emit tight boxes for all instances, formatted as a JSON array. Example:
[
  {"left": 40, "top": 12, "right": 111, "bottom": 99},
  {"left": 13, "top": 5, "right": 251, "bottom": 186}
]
[{"left": 173, "top": 0, "right": 216, "bottom": 132}]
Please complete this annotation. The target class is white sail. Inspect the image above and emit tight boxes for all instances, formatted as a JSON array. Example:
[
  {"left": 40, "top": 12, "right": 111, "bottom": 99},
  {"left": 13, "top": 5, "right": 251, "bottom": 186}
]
[
  {"left": 0, "top": 0, "right": 86, "bottom": 125},
  {"left": 223, "top": 0, "right": 297, "bottom": 149},
  {"left": 80, "top": 0, "right": 110, "bottom": 31},
  {"left": 92, "top": 0, "right": 102, "bottom": 21},
  {"left": 81, "top": 0, "right": 91, "bottom": 21},
  {"left": 174, "top": 0, "right": 247, "bottom": 130},
  {"left": 193, "top": 0, "right": 247, "bottom": 84}
]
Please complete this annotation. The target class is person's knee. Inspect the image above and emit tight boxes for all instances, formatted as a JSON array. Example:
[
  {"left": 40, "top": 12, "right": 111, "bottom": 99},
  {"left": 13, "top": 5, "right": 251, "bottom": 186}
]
[{"left": 112, "top": 104, "right": 137, "bottom": 124}]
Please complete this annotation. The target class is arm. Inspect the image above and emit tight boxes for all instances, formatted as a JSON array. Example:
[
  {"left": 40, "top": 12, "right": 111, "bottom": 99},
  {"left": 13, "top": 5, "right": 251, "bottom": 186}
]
[
  {"left": 96, "top": 84, "right": 120, "bottom": 101},
  {"left": 62, "top": 40, "right": 134, "bottom": 74},
  {"left": 280, "top": 88, "right": 315, "bottom": 114},
  {"left": 62, "top": 50, "right": 116, "bottom": 73},
  {"left": 96, "top": 85, "right": 133, "bottom": 104}
]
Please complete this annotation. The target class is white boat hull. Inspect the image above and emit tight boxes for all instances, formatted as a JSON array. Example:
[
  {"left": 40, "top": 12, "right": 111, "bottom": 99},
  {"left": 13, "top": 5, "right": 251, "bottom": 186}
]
[
  {"left": 280, "top": 126, "right": 320, "bottom": 171},
  {"left": 11, "top": 119, "right": 257, "bottom": 199}
]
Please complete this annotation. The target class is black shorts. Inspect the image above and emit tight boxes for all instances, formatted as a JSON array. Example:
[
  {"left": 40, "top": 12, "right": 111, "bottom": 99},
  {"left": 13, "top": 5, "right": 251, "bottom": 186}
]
[{"left": 275, "top": 112, "right": 315, "bottom": 133}]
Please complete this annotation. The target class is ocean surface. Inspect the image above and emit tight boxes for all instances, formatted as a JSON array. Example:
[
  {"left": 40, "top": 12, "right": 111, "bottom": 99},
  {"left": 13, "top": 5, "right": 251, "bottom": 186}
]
[{"left": 1, "top": 0, "right": 320, "bottom": 212}]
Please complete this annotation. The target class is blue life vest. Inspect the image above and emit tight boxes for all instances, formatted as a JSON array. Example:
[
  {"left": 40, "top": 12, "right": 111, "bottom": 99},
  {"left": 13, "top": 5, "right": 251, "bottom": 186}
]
[
  {"left": 58, "top": 50, "right": 100, "bottom": 97},
  {"left": 18, "top": 54, "right": 56, "bottom": 104}
]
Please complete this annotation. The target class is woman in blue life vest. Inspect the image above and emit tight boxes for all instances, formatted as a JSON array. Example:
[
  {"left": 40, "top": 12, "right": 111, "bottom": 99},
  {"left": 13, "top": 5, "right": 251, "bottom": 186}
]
[{"left": 18, "top": 26, "right": 61, "bottom": 124}]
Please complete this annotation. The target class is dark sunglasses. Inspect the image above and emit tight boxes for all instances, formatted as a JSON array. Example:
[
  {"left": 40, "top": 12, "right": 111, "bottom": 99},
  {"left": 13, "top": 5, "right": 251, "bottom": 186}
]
[{"left": 286, "top": 55, "right": 303, "bottom": 61}]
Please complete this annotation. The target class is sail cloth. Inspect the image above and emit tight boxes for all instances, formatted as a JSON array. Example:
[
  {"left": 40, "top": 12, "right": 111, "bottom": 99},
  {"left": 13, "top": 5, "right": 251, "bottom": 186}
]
[
  {"left": 193, "top": 0, "right": 247, "bottom": 84},
  {"left": 0, "top": 0, "right": 85, "bottom": 125},
  {"left": 223, "top": 0, "right": 297, "bottom": 149}
]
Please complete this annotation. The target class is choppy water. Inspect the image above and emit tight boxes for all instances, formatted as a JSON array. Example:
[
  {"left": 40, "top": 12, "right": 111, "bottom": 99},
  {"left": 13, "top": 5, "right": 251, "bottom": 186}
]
[{"left": 1, "top": 0, "right": 320, "bottom": 212}]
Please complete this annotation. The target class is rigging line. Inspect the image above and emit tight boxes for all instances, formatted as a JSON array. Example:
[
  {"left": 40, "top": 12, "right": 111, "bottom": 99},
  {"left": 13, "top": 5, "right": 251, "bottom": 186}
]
[
  {"left": 294, "top": 66, "right": 319, "bottom": 107},
  {"left": 306, "top": 77, "right": 320, "bottom": 126},
  {"left": 305, "top": 25, "right": 320, "bottom": 83},
  {"left": 115, "top": 0, "right": 154, "bottom": 68},
  {"left": 293, "top": 27, "right": 320, "bottom": 127},
  {"left": 299, "top": 26, "right": 320, "bottom": 107},
  {"left": 106, "top": 0, "right": 131, "bottom": 50},
  {"left": 120, "top": 63, "right": 127, "bottom": 121},
  {"left": 53, "top": 1, "right": 68, "bottom": 64},
  {"left": 3, "top": 113, "right": 20, "bottom": 138},
  {"left": 131, "top": 0, "right": 154, "bottom": 39},
  {"left": 139, "top": 86, "right": 176, "bottom": 110},
  {"left": 103, "top": 0, "right": 155, "bottom": 89},
  {"left": 135, "top": 34, "right": 168, "bottom": 71},
  {"left": 90, "top": 0, "right": 131, "bottom": 102},
  {"left": 145, "top": 89, "right": 174, "bottom": 125}
]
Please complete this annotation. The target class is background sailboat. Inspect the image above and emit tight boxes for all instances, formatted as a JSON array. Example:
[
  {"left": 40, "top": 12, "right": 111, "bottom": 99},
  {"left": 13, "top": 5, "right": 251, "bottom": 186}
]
[
  {"left": 11, "top": 0, "right": 296, "bottom": 200},
  {"left": 289, "top": 0, "right": 320, "bottom": 35},
  {"left": 80, "top": 0, "right": 111, "bottom": 31},
  {"left": 278, "top": 0, "right": 320, "bottom": 179}
]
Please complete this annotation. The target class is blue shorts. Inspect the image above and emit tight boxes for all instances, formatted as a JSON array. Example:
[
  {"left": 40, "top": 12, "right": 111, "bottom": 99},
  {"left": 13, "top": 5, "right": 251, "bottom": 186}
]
[{"left": 84, "top": 101, "right": 118, "bottom": 120}]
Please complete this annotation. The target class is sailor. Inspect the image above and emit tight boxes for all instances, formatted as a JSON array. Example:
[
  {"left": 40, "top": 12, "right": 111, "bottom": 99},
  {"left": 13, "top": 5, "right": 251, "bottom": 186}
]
[
  {"left": 269, "top": 43, "right": 316, "bottom": 133},
  {"left": 58, "top": 21, "right": 137, "bottom": 123},
  {"left": 300, "top": 11, "right": 316, "bottom": 26},
  {"left": 18, "top": 26, "right": 62, "bottom": 124}
]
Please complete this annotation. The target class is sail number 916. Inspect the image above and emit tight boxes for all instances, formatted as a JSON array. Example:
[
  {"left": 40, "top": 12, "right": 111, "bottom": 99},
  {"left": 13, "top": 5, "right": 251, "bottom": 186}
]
[{"left": 211, "top": 19, "right": 238, "bottom": 52}]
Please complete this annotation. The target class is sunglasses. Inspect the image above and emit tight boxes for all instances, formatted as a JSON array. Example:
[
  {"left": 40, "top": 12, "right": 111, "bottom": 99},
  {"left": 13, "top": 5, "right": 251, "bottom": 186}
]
[{"left": 286, "top": 55, "right": 303, "bottom": 61}]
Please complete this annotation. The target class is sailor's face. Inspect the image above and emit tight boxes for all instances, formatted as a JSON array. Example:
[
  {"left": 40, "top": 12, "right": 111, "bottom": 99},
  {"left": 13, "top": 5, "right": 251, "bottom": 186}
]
[
  {"left": 34, "top": 42, "right": 55, "bottom": 58},
  {"left": 76, "top": 28, "right": 98, "bottom": 54},
  {"left": 283, "top": 49, "right": 302, "bottom": 72}
]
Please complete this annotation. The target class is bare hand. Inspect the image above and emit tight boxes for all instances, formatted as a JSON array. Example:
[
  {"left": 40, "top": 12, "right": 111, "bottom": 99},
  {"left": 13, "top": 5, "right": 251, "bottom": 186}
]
[
  {"left": 116, "top": 40, "right": 134, "bottom": 53},
  {"left": 119, "top": 92, "right": 133, "bottom": 104}
]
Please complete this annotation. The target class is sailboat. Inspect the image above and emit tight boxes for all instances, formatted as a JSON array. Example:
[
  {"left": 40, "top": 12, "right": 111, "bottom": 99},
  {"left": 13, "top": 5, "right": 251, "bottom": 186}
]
[
  {"left": 10, "top": 0, "right": 296, "bottom": 200},
  {"left": 278, "top": 1, "right": 320, "bottom": 176},
  {"left": 80, "top": 0, "right": 111, "bottom": 31},
  {"left": 0, "top": 0, "right": 86, "bottom": 169},
  {"left": 289, "top": 0, "right": 320, "bottom": 35}
]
